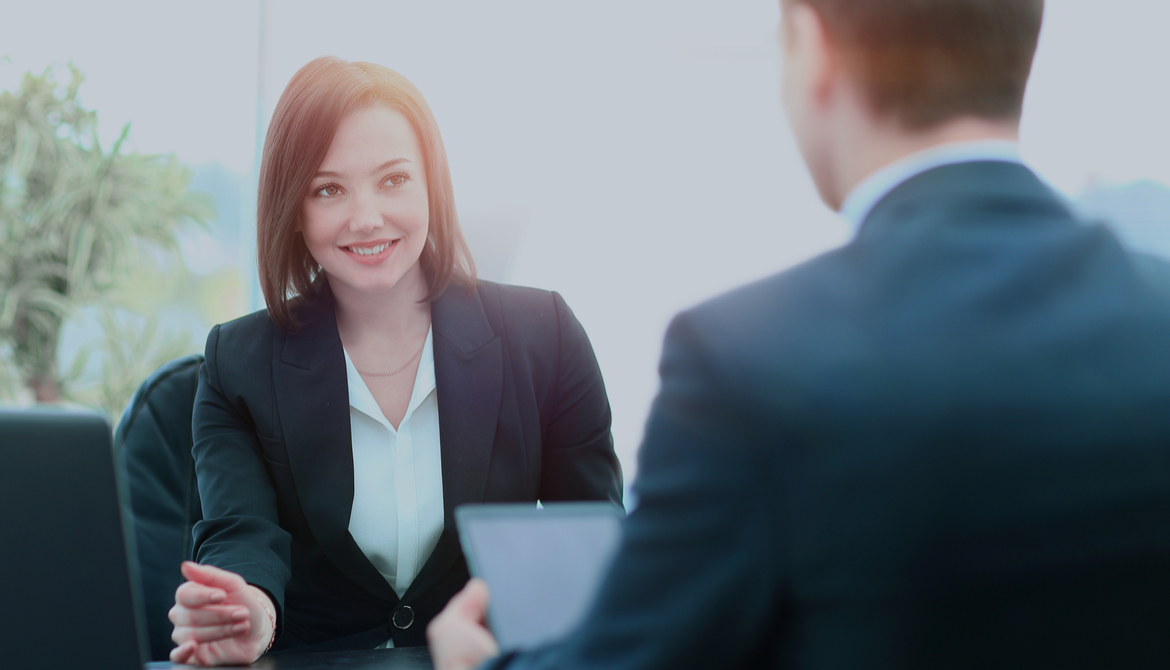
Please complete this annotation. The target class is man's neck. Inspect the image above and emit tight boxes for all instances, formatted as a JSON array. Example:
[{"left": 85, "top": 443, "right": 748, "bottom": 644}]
[{"left": 830, "top": 116, "right": 1020, "bottom": 211}]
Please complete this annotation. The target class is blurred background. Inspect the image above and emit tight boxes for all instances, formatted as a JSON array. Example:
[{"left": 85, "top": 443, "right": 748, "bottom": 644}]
[{"left": 1, "top": 0, "right": 1168, "bottom": 480}]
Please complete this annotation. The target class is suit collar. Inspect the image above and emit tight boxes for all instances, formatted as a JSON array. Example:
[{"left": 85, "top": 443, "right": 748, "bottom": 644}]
[
  {"left": 840, "top": 140, "right": 1023, "bottom": 233},
  {"left": 858, "top": 161, "right": 1073, "bottom": 241},
  {"left": 404, "top": 282, "right": 503, "bottom": 602},
  {"left": 430, "top": 282, "right": 497, "bottom": 355},
  {"left": 279, "top": 277, "right": 343, "bottom": 371},
  {"left": 272, "top": 278, "right": 399, "bottom": 603}
]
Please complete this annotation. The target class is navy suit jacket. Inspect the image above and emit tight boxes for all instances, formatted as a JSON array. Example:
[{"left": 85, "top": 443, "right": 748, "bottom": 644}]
[
  {"left": 191, "top": 279, "right": 623, "bottom": 650},
  {"left": 497, "top": 162, "right": 1170, "bottom": 669}
]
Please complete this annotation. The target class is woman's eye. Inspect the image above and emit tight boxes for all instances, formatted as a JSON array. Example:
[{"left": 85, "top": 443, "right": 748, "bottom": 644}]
[
  {"left": 315, "top": 184, "right": 341, "bottom": 197},
  {"left": 385, "top": 173, "right": 408, "bottom": 187}
]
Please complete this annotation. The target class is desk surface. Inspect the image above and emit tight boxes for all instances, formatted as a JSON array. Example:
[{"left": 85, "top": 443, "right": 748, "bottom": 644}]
[{"left": 149, "top": 647, "right": 433, "bottom": 670}]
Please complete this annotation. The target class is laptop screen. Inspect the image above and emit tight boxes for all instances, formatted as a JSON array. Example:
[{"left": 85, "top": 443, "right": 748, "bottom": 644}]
[{"left": 0, "top": 409, "right": 147, "bottom": 669}]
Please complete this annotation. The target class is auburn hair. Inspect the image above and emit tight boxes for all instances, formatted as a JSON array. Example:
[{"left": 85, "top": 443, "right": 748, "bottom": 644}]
[
  {"left": 257, "top": 56, "right": 476, "bottom": 331},
  {"left": 785, "top": 0, "right": 1044, "bottom": 129}
]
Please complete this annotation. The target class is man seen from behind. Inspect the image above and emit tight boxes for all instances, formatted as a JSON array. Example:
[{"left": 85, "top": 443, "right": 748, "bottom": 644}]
[{"left": 430, "top": 1, "right": 1170, "bottom": 667}]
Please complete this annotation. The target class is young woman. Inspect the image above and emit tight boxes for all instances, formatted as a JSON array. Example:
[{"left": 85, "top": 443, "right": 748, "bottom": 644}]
[{"left": 168, "top": 57, "right": 622, "bottom": 666}]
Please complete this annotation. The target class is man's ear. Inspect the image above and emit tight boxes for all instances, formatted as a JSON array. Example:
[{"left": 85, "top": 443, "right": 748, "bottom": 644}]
[{"left": 784, "top": 3, "right": 836, "bottom": 106}]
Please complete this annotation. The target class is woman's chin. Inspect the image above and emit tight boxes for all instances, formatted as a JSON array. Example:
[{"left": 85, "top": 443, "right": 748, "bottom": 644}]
[{"left": 329, "top": 268, "right": 426, "bottom": 302}]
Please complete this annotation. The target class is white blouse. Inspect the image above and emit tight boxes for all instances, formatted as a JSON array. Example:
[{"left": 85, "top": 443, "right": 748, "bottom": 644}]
[{"left": 343, "top": 327, "right": 445, "bottom": 601}]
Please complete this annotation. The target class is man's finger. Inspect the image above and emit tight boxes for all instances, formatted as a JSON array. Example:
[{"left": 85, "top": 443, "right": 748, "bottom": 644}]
[
  {"left": 181, "top": 561, "right": 247, "bottom": 593},
  {"left": 466, "top": 625, "right": 501, "bottom": 658},
  {"left": 451, "top": 578, "right": 491, "bottom": 621},
  {"left": 428, "top": 607, "right": 500, "bottom": 670}
]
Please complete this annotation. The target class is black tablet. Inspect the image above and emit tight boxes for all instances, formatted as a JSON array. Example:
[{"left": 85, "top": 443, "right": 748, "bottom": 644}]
[{"left": 455, "top": 502, "right": 624, "bottom": 651}]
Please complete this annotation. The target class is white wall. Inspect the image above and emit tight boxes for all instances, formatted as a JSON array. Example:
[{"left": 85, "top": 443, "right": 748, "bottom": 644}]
[{"left": 3, "top": 1, "right": 1168, "bottom": 477}]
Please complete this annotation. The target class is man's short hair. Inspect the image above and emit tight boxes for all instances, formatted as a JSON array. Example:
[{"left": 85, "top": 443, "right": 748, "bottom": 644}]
[{"left": 787, "top": 0, "right": 1045, "bottom": 129}]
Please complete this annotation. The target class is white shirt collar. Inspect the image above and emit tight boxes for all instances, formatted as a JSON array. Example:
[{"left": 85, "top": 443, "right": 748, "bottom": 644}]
[
  {"left": 839, "top": 139, "right": 1023, "bottom": 234},
  {"left": 342, "top": 327, "right": 436, "bottom": 432}
]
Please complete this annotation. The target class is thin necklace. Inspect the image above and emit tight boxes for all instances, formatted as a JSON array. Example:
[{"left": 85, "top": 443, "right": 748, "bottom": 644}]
[{"left": 357, "top": 336, "right": 427, "bottom": 378}]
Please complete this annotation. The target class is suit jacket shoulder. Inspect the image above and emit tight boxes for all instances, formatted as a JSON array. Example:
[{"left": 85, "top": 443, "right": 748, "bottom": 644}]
[
  {"left": 1128, "top": 249, "right": 1170, "bottom": 300},
  {"left": 473, "top": 280, "right": 574, "bottom": 347},
  {"left": 199, "top": 309, "right": 285, "bottom": 437},
  {"left": 666, "top": 244, "right": 859, "bottom": 411},
  {"left": 473, "top": 275, "right": 608, "bottom": 390},
  {"left": 203, "top": 309, "right": 276, "bottom": 378},
  {"left": 454, "top": 280, "right": 600, "bottom": 402}
]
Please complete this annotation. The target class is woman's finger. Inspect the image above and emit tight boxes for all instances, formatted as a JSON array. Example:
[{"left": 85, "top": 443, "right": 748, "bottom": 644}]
[
  {"left": 170, "top": 604, "right": 250, "bottom": 627},
  {"left": 181, "top": 561, "right": 247, "bottom": 593},
  {"left": 169, "top": 639, "right": 197, "bottom": 664},
  {"left": 173, "top": 620, "right": 251, "bottom": 644},
  {"left": 175, "top": 580, "right": 228, "bottom": 608},
  {"left": 190, "top": 620, "right": 252, "bottom": 643}
]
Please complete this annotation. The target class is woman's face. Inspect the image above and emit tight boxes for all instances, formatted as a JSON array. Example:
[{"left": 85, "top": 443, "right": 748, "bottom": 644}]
[{"left": 301, "top": 104, "right": 430, "bottom": 302}]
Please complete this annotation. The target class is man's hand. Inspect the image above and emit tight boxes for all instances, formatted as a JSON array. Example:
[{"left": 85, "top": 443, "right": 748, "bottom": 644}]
[
  {"left": 169, "top": 562, "right": 275, "bottom": 666},
  {"left": 427, "top": 578, "right": 500, "bottom": 670}
]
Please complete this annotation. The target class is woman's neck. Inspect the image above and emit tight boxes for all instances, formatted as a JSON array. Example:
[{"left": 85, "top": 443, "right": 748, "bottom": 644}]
[{"left": 331, "top": 267, "right": 432, "bottom": 351}]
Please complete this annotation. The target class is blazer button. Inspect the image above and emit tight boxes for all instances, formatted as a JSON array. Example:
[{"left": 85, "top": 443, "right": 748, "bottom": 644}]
[{"left": 392, "top": 605, "right": 415, "bottom": 630}]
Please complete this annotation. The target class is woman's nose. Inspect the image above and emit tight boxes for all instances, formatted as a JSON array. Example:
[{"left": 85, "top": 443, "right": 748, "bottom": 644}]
[{"left": 348, "top": 190, "right": 383, "bottom": 233}]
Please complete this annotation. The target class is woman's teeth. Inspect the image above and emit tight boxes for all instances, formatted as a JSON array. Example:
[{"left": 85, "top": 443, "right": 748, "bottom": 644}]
[{"left": 349, "top": 242, "right": 391, "bottom": 255}]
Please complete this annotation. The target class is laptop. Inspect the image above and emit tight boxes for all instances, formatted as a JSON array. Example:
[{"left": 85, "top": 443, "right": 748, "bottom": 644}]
[
  {"left": 0, "top": 408, "right": 148, "bottom": 669},
  {"left": 455, "top": 502, "right": 625, "bottom": 651}
]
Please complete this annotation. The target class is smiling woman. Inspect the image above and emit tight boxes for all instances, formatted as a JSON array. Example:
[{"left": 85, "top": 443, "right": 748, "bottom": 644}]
[
  {"left": 256, "top": 58, "right": 473, "bottom": 331},
  {"left": 167, "top": 57, "right": 623, "bottom": 666},
  {"left": 300, "top": 106, "right": 431, "bottom": 309}
]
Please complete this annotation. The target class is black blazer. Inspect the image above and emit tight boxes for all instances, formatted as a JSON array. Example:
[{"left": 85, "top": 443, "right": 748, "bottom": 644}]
[
  {"left": 497, "top": 162, "right": 1170, "bottom": 670},
  {"left": 191, "top": 279, "right": 622, "bottom": 650}
]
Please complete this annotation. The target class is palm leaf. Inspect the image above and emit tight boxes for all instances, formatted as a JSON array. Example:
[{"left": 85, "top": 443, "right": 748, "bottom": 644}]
[{"left": 0, "top": 64, "right": 212, "bottom": 401}]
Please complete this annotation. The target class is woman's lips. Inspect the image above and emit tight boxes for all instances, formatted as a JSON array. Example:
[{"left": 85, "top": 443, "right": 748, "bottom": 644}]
[{"left": 341, "top": 239, "right": 397, "bottom": 265}]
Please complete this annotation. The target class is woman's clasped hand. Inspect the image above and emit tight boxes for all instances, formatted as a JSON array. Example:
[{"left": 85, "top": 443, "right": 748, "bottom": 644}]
[{"left": 169, "top": 562, "right": 276, "bottom": 666}]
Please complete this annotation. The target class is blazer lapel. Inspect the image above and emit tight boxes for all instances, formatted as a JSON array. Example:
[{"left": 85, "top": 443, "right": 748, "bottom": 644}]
[
  {"left": 271, "top": 280, "right": 399, "bottom": 604},
  {"left": 402, "top": 284, "right": 503, "bottom": 602}
]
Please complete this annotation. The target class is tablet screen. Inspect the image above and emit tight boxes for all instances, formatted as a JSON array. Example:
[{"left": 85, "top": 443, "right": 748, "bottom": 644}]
[{"left": 455, "top": 502, "right": 624, "bottom": 651}]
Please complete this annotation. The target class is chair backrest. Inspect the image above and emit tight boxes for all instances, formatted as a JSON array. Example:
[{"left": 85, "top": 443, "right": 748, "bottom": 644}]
[{"left": 113, "top": 354, "right": 204, "bottom": 662}]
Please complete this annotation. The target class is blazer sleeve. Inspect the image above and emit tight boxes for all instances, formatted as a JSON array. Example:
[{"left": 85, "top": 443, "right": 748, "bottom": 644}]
[
  {"left": 537, "top": 292, "right": 624, "bottom": 506},
  {"left": 494, "top": 309, "right": 789, "bottom": 670},
  {"left": 191, "top": 323, "right": 293, "bottom": 633}
]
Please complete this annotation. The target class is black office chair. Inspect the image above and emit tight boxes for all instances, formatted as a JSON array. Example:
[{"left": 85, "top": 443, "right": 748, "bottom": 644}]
[{"left": 113, "top": 354, "right": 204, "bottom": 661}]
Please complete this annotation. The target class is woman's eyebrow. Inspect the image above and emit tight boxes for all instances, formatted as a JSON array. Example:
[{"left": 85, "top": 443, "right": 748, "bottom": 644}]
[
  {"left": 313, "top": 158, "right": 412, "bottom": 180},
  {"left": 371, "top": 158, "right": 411, "bottom": 174}
]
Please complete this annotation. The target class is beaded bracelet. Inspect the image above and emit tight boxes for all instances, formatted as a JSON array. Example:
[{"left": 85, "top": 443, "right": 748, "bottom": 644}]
[{"left": 250, "top": 590, "right": 277, "bottom": 654}]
